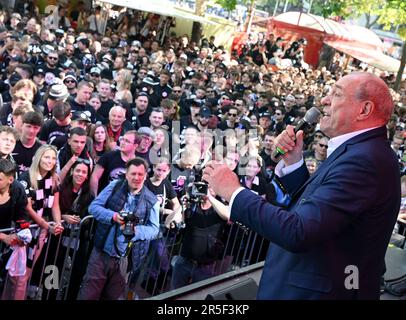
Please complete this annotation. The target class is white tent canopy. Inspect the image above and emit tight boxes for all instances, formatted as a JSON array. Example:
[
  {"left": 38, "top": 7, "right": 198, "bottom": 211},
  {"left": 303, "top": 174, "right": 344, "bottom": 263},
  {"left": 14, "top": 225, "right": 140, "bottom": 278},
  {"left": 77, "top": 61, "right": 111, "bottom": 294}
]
[{"left": 98, "top": 0, "right": 217, "bottom": 25}]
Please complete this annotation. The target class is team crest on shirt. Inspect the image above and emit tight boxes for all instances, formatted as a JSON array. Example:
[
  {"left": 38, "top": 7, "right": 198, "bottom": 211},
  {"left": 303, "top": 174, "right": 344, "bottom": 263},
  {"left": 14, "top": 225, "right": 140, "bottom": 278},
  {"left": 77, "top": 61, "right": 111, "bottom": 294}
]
[{"left": 20, "top": 180, "right": 28, "bottom": 189}]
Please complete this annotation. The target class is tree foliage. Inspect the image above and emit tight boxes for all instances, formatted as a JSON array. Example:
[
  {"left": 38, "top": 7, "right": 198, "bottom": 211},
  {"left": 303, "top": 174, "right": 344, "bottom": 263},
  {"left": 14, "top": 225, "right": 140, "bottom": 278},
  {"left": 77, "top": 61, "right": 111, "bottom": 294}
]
[
  {"left": 376, "top": 0, "right": 406, "bottom": 40},
  {"left": 214, "top": 0, "right": 239, "bottom": 12}
]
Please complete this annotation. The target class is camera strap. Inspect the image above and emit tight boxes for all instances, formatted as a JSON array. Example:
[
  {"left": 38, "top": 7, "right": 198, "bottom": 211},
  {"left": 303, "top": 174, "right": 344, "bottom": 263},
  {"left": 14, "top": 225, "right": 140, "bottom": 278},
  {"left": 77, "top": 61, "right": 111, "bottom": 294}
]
[{"left": 113, "top": 224, "right": 133, "bottom": 258}]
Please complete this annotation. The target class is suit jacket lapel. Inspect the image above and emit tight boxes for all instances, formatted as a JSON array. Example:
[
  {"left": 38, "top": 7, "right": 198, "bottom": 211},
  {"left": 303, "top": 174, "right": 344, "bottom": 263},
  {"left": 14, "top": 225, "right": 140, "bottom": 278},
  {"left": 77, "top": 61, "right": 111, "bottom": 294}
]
[{"left": 289, "top": 126, "right": 388, "bottom": 204}]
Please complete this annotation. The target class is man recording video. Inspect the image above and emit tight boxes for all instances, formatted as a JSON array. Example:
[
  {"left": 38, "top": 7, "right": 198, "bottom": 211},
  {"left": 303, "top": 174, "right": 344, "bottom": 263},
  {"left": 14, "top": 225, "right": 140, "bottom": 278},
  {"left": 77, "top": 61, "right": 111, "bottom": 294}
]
[
  {"left": 203, "top": 72, "right": 400, "bottom": 299},
  {"left": 171, "top": 186, "right": 228, "bottom": 289},
  {"left": 78, "top": 158, "right": 159, "bottom": 300}
]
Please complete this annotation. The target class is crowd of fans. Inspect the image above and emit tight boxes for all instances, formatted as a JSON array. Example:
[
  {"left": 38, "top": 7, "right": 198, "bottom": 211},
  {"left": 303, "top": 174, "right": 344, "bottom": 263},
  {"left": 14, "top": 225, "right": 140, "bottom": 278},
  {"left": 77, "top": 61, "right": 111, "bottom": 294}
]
[{"left": 0, "top": 2, "right": 405, "bottom": 300}]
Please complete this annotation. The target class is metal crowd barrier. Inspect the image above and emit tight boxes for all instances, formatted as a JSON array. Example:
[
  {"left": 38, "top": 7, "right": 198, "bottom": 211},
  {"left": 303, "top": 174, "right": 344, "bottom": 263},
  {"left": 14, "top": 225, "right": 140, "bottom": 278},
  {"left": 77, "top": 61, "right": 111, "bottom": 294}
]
[{"left": 1, "top": 216, "right": 270, "bottom": 300}]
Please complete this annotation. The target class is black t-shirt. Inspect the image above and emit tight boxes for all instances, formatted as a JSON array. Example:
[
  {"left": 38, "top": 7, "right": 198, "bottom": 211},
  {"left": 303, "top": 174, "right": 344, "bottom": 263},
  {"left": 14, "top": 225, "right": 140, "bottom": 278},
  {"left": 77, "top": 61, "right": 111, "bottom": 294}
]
[
  {"left": 97, "top": 150, "right": 126, "bottom": 193},
  {"left": 98, "top": 99, "right": 115, "bottom": 121},
  {"left": 217, "top": 120, "right": 238, "bottom": 131},
  {"left": 0, "top": 181, "right": 28, "bottom": 229},
  {"left": 68, "top": 98, "right": 97, "bottom": 123},
  {"left": 250, "top": 49, "right": 265, "bottom": 66},
  {"left": 43, "top": 65, "right": 60, "bottom": 85},
  {"left": 151, "top": 84, "right": 172, "bottom": 106},
  {"left": 180, "top": 205, "right": 226, "bottom": 264},
  {"left": 12, "top": 140, "right": 42, "bottom": 176},
  {"left": 170, "top": 164, "right": 192, "bottom": 196},
  {"left": 0, "top": 102, "right": 12, "bottom": 126},
  {"left": 39, "top": 118, "right": 71, "bottom": 149},
  {"left": 0, "top": 198, "right": 14, "bottom": 229},
  {"left": 135, "top": 149, "right": 152, "bottom": 167},
  {"left": 130, "top": 108, "right": 151, "bottom": 130},
  {"left": 145, "top": 178, "right": 177, "bottom": 209}
]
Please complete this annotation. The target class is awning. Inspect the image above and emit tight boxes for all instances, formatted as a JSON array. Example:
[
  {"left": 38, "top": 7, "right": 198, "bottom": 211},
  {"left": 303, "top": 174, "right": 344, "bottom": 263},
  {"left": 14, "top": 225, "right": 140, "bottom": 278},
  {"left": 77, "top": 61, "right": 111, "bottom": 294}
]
[
  {"left": 268, "top": 12, "right": 404, "bottom": 73},
  {"left": 98, "top": 0, "right": 217, "bottom": 25},
  {"left": 324, "top": 39, "right": 403, "bottom": 73}
]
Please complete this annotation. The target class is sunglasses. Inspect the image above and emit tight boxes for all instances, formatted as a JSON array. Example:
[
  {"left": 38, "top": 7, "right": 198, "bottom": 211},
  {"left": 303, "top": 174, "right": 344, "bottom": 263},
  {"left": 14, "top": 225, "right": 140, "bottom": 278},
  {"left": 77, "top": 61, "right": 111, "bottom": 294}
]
[
  {"left": 91, "top": 73, "right": 100, "bottom": 77},
  {"left": 318, "top": 143, "right": 328, "bottom": 149},
  {"left": 64, "top": 79, "right": 76, "bottom": 84},
  {"left": 76, "top": 158, "right": 91, "bottom": 165},
  {"left": 173, "top": 90, "right": 182, "bottom": 93},
  {"left": 228, "top": 113, "right": 238, "bottom": 117},
  {"left": 48, "top": 56, "right": 58, "bottom": 60}
]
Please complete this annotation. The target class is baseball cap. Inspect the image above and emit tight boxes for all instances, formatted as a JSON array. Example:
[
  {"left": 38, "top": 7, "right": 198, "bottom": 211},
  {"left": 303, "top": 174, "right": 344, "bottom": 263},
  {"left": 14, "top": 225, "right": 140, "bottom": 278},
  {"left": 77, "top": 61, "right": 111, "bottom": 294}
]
[
  {"left": 258, "top": 107, "right": 271, "bottom": 119},
  {"left": 137, "top": 92, "right": 149, "bottom": 98},
  {"left": 198, "top": 107, "right": 212, "bottom": 118},
  {"left": 90, "top": 67, "right": 101, "bottom": 75},
  {"left": 55, "top": 29, "right": 64, "bottom": 36},
  {"left": 11, "top": 13, "right": 21, "bottom": 20},
  {"left": 138, "top": 127, "right": 156, "bottom": 139},
  {"left": 72, "top": 111, "right": 91, "bottom": 122},
  {"left": 34, "top": 67, "right": 45, "bottom": 76}
]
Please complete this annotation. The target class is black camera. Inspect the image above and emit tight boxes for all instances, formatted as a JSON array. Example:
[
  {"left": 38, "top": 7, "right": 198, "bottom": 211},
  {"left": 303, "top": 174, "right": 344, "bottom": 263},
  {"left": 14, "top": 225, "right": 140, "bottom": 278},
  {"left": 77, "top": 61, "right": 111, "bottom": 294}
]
[
  {"left": 119, "top": 211, "right": 140, "bottom": 239},
  {"left": 190, "top": 182, "right": 208, "bottom": 199}
]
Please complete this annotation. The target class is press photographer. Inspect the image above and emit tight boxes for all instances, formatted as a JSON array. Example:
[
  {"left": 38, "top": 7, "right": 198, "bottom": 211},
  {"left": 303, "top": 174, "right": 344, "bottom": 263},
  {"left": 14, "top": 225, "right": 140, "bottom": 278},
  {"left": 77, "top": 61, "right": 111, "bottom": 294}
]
[
  {"left": 78, "top": 157, "right": 159, "bottom": 300},
  {"left": 171, "top": 180, "right": 229, "bottom": 289}
]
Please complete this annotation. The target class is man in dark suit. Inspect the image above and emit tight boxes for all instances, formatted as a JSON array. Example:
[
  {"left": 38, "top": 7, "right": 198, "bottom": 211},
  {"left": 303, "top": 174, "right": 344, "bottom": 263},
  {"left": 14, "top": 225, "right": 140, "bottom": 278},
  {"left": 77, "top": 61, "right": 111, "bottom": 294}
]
[{"left": 203, "top": 72, "right": 400, "bottom": 299}]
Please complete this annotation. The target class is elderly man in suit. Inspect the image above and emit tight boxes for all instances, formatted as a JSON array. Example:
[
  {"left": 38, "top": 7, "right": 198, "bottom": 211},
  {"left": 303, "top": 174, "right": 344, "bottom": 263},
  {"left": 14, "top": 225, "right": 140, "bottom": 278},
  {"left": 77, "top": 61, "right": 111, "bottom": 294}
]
[{"left": 203, "top": 72, "right": 400, "bottom": 300}]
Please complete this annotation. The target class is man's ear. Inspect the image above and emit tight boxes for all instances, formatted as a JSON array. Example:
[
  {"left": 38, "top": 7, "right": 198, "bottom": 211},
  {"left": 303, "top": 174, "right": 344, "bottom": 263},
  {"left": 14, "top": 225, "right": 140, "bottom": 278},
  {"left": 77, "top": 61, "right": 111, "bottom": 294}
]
[{"left": 357, "top": 101, "right": 374, "bottom": 120}]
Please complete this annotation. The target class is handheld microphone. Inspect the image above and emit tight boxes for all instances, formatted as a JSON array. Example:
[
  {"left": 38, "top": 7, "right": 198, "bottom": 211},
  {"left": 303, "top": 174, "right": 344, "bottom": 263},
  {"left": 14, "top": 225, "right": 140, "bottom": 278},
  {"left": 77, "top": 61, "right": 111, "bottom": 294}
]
[{"left": 273, "top": 106, "right": 322, "bottom": 159}]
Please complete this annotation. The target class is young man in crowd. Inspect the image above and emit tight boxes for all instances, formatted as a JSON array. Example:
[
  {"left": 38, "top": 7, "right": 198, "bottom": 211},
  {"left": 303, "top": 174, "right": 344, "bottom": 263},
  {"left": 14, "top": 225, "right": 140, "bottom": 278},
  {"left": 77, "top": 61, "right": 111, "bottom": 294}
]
[{"left": 12, "top": 111, "right": 43, "bottom": 176}]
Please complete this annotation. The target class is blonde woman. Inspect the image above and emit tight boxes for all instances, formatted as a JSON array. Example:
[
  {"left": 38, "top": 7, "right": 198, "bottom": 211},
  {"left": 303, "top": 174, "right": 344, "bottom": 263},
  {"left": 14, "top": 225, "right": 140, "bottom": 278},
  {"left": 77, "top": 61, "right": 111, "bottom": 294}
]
[
  {"left": 11, "top": 145, "right": 64, "bottom": 299},
  {"left": 114, "top": 69, "right": 133, "bottom": 104}
]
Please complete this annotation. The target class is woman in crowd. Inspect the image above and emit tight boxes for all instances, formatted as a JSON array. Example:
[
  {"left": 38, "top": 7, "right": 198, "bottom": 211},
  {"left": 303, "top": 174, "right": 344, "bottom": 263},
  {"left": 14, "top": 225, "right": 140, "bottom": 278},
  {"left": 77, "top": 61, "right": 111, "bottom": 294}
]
[
  {"left": 141, "top": 157, "right": 181, "bottom": 294},
  {"left": 7, "top": 145, "right": 64, "bottom": 299},
  {"left": 58, "top": 159, "right": 94, "bottom": 300},
  {"left": 88, "top": 93, "right": 102, "bottom": 113},
  {"left": 239, "top": 155, "right": 267, "bottom": 198},
  {"left": 150, "top": 127, "right": 171, "bottom": 164},
  {"left": 89, "top": 123, "right": 114, "bottom": 163},
  {"left": 114, "top": 69, "right": 133, "bottom": 104}
]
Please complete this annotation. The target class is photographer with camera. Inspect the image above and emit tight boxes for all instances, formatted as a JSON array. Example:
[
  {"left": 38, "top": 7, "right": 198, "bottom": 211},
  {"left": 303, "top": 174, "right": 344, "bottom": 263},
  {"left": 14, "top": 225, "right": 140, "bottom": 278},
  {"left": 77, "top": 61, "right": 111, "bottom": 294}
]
[
  {"left": 170, "top": 185, "right": 227, "bottom": 289},
  {"left": 78, "top": 157, "right": 159, "bottom": 300}
]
